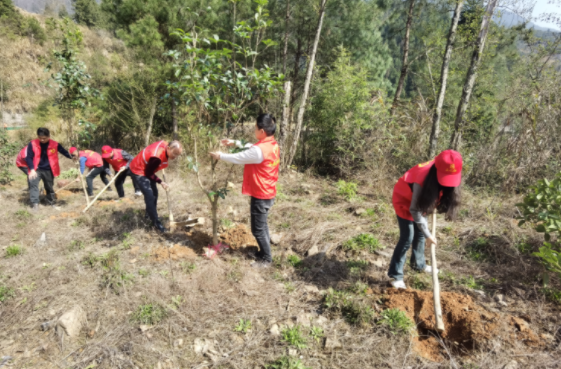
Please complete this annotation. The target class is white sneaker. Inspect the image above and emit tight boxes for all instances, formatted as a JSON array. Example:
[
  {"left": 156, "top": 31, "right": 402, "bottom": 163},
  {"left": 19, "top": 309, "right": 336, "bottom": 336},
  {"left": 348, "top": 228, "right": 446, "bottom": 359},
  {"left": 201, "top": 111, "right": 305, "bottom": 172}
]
[
  {"left": 423, "top": 265, "right": 440, "bottom": 274},
  {"left": 391, "top": 280, "right": 407, "bottom": 289},
  {"left": 135, "top": 191, "right": 142, "bottom": 197}
]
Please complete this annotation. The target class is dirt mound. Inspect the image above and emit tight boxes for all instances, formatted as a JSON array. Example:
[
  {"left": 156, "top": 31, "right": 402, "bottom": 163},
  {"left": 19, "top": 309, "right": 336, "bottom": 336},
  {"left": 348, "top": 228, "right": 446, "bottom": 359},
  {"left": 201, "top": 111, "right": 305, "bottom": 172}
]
[
  {"left": 185, "top": 230, "right": 213, "bottom": 252},
  {"left": 57, "top": 179, "right": 71, "bottom": 188},
  {"left": 152, "top": 244, "right": 198, "bottom": 262},
  {"left": 49, "top": 212, "right": 79, "bottom": 220},
  {"left": 384, "top": 289, "right": 542, "bottom": 361},
  {"left": 220, "top": 224, "right": 258, "bottom": 250},
  {"left": 55, "top": 190, "right": 75, "bottom": 199}
]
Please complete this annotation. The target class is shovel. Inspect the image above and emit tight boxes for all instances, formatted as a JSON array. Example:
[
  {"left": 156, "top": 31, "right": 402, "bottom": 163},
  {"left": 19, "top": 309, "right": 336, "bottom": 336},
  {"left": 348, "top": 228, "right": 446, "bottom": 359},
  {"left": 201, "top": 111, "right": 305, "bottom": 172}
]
[
  {"left": 82, "top": 167, "right": 126, "bottom": 213},
  {"left": 162, "top": 169, "right": 176, "bottom": 230},
  {"left": 55, "top": 179, "right": 79, "bottom": 194},
  {"left": 431, "top": 209, "right": 445, "bottom": 332}
]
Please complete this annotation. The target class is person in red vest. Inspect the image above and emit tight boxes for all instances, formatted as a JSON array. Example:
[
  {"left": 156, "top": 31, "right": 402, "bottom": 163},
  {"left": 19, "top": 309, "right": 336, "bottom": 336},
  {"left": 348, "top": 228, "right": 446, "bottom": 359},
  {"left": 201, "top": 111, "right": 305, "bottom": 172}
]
[
  {"left": 130, "top": 140, "right": 183, "bottom": 232},
  {"left": 16, "top": 144, "right": 30, "bottom": 189},
  {"left": 210, "top": 114, "right": 279, "bottom": 268},
  {"left": 69, "top": 147, "right": 112, "bottom": 197},
  {"left": 25, "top": 127, "right": 73, "bottom": 210},
  {"left": 100, "top": 145, "right": 141, "bottom": 198},
  {"left": 388, "top": 150, "right": 462, "bottom": 289}
]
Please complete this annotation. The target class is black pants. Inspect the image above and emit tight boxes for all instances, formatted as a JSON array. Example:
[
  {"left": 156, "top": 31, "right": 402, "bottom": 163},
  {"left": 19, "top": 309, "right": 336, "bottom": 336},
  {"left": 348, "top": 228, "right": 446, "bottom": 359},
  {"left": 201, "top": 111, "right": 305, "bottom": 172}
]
[
  {"left": 251, "top": 197, "right": 275, "bottom": 262},
  {"left": 132, "top": 174, "right": 159, "bottom": 225},
  {"left": 18, "top": 167, "right": 30, "bottom": 188},
  {"left": 85, "top": 166, "right": 110, "bottom": 196},
  {"left": 29, "top": 169, "right": 55, "bottom": 205},
  {"left": 114, "top": 168, "right": 139, "bottom": 198}
]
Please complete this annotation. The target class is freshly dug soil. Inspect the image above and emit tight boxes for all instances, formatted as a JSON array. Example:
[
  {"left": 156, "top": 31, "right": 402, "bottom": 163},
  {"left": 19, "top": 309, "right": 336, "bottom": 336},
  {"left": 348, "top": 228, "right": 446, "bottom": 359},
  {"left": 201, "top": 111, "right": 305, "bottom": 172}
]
[
  {"left": 185, "top": 230, "right": 214, "bottom": 252},
  {"left": 49, "top": 211, "right": 79, "bottom": 220},
  {"left": 384, "top": 289, "right": 542, "bottom": 361},
  {"left": 220, "top": 224, "right": 258, "bottom": 250},
  {"left": 55, "top": 189, "right": 74, "bottom": 199},
  {"left": 152, "top": 244, "right": 198, "bottom": 262}
]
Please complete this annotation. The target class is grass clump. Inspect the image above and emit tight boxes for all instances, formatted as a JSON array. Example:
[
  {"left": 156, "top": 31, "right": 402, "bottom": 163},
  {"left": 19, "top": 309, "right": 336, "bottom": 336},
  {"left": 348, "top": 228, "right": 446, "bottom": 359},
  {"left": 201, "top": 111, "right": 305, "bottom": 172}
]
[
  {"left": 234, "top": 318, "right": 252, "bottom": 333},
  {"left": 466, "top": 237, "right": 492, "bottom": 262},
  {"left": 323, "top": 288, "right": 375, "bottom": 325},
  {"left": 336, "top": 180, "right": 358, "bottom": 201},
  {"left": 542, "top": 288, "right": 561, "bottom": 304},
  {"left": 131, "top": 303, "right": 168, "bottom": 325},
  {"left": 6, "top": 245, "right": 23, "bottom": 257},
  {"left": 287, "top": 254, "right": 302, "bottom": 268},
  {"left": 346, "top": 259, "right": 369, "bottom": 276},
  {"left": 310, "top": 326, "right": 324, "bottom": 343},
  {"left": 0, "top": 285, "right": 15, "bottom": 302},
  {"left": 180, "top": 261, "right": 196, "bottom": 274},
  {"left": 14, "top": 209, "right": 31, "bottom": 220},
  {"left": 410, "top": 274, "right": 430, "bottom": 290},
  {"left": 281, "top": 325, "right": 307, "bottom": 349},
  {"left": 378, "top": 308, "right": 415, "bottom": 334},
  {"left": 68, "top": 240, "right": 85, "bottom": 251},
  {"left": 343, "top": 233, "right": 383, "bottom": 253},
  {"left": 59, "top": 168, "right": 80, "bottom": 179},
  {"left": 266, "top": 356, "right": 311, "bottom": 369}
]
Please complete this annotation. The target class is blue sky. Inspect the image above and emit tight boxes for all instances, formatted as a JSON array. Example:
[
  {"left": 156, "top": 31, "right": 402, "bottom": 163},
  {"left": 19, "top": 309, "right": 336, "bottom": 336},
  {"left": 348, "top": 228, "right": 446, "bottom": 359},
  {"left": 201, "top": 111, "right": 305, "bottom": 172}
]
[{"left": 532, "top": 0, "right": 561, "bottom": 30}]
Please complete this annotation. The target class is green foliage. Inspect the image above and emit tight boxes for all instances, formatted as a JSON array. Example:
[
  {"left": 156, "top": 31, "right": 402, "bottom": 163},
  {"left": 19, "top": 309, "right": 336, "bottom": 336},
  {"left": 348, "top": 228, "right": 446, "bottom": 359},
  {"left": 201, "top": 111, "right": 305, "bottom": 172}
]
[
  {"left": 72, "top": 0, "right": 107, "bottom": 28},
  {"left": 346, "top": 259, "right": 369, "bottom": 276},
  {"left": 131, "top": 303, "right": 168, "bottom": 325},
  {"left": 234, "top": 318, "right": 252, "bottom": 333},
  {"left": 68, "top": 240, "right": 85, "bottom": 251},
  {"left": 0, "top": 130, "right": 18, "bottom": 185},
  {"left": 6, "top": 245, "right": 23, "bottom": 257},
  {"left": 466, "top": 237, "right": 491, "bottom": 262},
  {"left": 180, "top": 261, "right": 196, "bottom": 274},
  {"left": 138, "top": 268, "right": 150, "bottom": 278},
  {"left": 410, "top": 274, "right": 430, "bottom": 291},
  {"left": 286, "top": 255, "right": 302, "bottom": 268},
  {"left": 309, "top": 326, "right": 324, "bottom": 343},
  {"left": 343, "top": 234, "right": 383, "bottom": 253},
  {"left": 59, "top": 168, "right": 80, "bottom": 179},
  {"left": 336, "top": 180, "right": 358, "bottom": 201},
  {"left": 541, "top": 287, "right": 561, "bottom": 304},
  {"left": 14, "top": 210, "right": 31, "bottom": 220},
  {"left": 266, "top": 356, "right": 311, "bottom": 369},
  {"left": 281, "top": 325, "right": 307, "bottom": 349},
  {"left": 0, "top": 285, "right": 15, "bottom": 302},
  {"left": 378, "top": 308, "right": 415, "bottom": 335},
  {"left": 533, "top": 243, "right": 561, "bottom": 278},
  {"left": 22, "top": 17, "right": 47, "bottom": 45},
  {"left": 323, "top": 288, "right": 375, "bottom": 325}
]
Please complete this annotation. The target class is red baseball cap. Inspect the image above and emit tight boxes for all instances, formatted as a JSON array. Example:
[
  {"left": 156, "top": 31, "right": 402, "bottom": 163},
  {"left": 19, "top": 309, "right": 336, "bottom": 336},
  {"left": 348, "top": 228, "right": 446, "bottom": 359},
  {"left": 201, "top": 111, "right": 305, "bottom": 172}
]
[
  {"left": 69, "top": 147, "right": 77, "bottom": 155},
  {"left": 435, "top": 150, "right": 462, "bottom": 187},
  {"left": 101, "top": 145, "right": 113, "bottom": 159}
]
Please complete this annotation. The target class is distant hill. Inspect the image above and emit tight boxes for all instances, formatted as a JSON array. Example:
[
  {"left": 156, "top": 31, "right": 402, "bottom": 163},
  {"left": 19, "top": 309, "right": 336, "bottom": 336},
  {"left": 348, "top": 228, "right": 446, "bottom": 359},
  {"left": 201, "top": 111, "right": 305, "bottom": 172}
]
[
  {"left": 13, "top": 0, "right": 72, "bottom": 14},
  {"left": 494, "top": 8, "right": 559, "bottom": 34}
]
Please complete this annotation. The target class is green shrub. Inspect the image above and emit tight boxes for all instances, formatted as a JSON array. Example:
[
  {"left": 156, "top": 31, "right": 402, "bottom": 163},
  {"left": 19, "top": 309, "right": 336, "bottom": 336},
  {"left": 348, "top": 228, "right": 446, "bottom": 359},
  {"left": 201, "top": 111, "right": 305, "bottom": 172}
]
[
  {"left": 59, "top": 168, "right": 80, "bottom": 179},
  {"left": 346, "top": 259, "right": 369, "bottom": 276},
  {"left": 410, "top": 274, "right": 430, "bottom": 290},
  {"left": 323, "top": 288, "right": 375, "bottom": 325},
  {"left": 131, "top": 303, "right": 168, "bottom": 325},
  {"left": 309, "top": 326, "right": 324, "bottom": 343},
  {"left": 466, "top": 237, "right": 491, "bottom": 262},
  {"left": 15, "top": 210, "right": 31, "bottom": 220},
  {"left": 343, "top": 233, "right": 382, "bottom": 253},
  {"left": 266, "top": 356, "right": 311, "bottom": 369},
  {"left": 542, "top": 287, "right": 561, "bottom": 304},
  {"left": 378, "top": 308, "right": 415, "bottom": 334},
  {"left": 287, "top": 255, "right": 302, "bottom": 268},
  {"left": 336, "top": 180, "right": 358, "bottom": 201},
  {"left": 281, "top": 325, "right": 307, "bottom": 349},
  {"left": 0, "top": 130, "right": 18, "bottom": 185},
  {"left": 234, "top": 319, "right": 252, "bottom": 333},
  {"left": 0, "top": 285, "right": 15, "bottom": 302},
  {"left": 6, "top": 245, "right": 23, "bottom": 257}
]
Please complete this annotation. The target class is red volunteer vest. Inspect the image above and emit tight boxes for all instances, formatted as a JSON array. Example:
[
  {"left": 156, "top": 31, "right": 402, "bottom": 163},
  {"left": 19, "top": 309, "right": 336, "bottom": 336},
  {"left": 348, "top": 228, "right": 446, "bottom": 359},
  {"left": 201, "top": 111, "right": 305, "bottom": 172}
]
[
  {"left": 392, "top": 160, "right": 435, "bottom": 221},
  {"left": 242, "top": 136, "right": 279, "bottom": 200},
  {"left": 30, "top": 139, "right": 61, "bottom": 177},
  {"left": 130, "top": 141, "right": 168, "bottom": 176},
  {"left": 105, "top": 149, "right": 128, "bottom": 172},
  {"left": 80, "top": 150, "right": 103, "bottom": 168},
  {"left": 16, "top": 146, "right": 28, "bottom": 168}
]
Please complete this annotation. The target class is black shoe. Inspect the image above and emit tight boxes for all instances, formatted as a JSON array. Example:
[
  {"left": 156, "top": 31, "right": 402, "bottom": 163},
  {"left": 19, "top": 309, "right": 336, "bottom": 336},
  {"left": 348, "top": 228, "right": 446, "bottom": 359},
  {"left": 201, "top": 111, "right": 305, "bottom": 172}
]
[
  {"left": 155, "top": 221, "right": 168, "bottom": 233},
  {"left": 107, "top": 187, "right": 113, "bottom": 192}
]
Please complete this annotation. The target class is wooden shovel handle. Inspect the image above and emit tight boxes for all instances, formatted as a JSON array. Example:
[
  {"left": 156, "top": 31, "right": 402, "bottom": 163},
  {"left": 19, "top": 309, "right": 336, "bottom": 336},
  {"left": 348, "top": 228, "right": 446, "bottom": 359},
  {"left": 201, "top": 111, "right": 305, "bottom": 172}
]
[{"left": 431, "top": 210, "right": 445, "bottom": 332}]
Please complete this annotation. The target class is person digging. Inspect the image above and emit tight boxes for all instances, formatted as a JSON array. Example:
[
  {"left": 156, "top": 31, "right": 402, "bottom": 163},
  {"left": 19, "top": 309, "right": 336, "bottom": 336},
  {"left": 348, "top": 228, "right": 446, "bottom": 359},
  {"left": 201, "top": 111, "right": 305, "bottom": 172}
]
[
  {"left": 388, "top": 150, "right": 462, "bottom": 289},
  {"left": 25, "top": 127, "right": 73, "bottom": 211},
  {"left": 100, "top": 145, "right": 142, "bottom": 199},
  {"left": 69, "top": 147, "right": 113, "bottom": 197},
  {"left": 129, "top": 140, "right": 183, "bottom": 233},
  {"left": 210, "top": 114, "right": 280, "bottom": 269}
]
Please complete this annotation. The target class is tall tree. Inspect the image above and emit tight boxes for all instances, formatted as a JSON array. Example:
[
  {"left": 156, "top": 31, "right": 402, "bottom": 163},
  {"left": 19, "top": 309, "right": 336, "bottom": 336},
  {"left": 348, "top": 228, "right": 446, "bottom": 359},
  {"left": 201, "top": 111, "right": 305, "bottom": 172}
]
[
  {"left": 449, "top": 0, "right": 499, "bottom": 150},
  {"left": 427, "top": 0, "right": 464, "bottom": 157},
  {"left": 72, "top": 0, "right": 106, "bottom": 28},
  {"left": 285, "top": 0, "right": 328, "bottom": 169},
  {"left": 390, "top": 0, "right": 416, "bottom": 116}
]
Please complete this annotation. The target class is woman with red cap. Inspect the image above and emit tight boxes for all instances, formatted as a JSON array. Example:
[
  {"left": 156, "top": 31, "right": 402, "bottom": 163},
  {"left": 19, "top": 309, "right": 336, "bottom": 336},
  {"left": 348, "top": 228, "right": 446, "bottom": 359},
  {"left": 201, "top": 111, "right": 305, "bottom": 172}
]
[
  {"left": 388, "top": 150, "right": 462, "bottom": 289},
  {"left": 100, "top": 145, "right": 141, "bottom": 198},
  {"left": 69, "top": 147, "right": 112, "bottom": 197}
]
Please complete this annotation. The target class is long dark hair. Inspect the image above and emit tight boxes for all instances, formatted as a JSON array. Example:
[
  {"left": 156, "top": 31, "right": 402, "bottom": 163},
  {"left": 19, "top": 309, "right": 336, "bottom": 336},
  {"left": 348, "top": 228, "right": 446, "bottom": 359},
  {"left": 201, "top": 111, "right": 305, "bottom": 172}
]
[{"left": 417, "top": 164, "right": 461, "bottom": 221}]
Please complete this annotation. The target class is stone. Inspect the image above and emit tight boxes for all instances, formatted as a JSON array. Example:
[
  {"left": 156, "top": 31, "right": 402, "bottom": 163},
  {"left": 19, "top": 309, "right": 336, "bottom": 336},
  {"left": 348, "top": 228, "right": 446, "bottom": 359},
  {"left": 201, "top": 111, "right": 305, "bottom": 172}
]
[
  {"left": 270, "top": 233, "right": 284, "bottom": 245},
  {"left": 303, "top": 285, "right": 320, "bottom": 294},
  {"left": 314, "top": 316, "right": 328, "bottom": 327},
  {"left": 372, "top": 258, "right": 386, "bottom": 268},
  {"left": 473, "top": 290, "right": 486, "bottom": 297},
  {"left": 495, "top": 294, "right": 505, "bottom": 302},
  {"left": 35, "top": 232, "right": 47, "bottom": 248},
  {"left": 307, "top": 245, "right": 319, "bottom": 256},
  {"left": 374, "top": 249, "right": 391, "bottom": 258},
  {"left": 194, "top": 338, "right": 214, "bottom": 355},
  {"left": 269, "top": 324, "right": 281, "bottom": 336},
  {"left": 324, "top": 337, "right": 342, "bottom": 351},
  {"left": 173, "top": 338, "right": 184, "bottom": 348},
  {"left": 139, "top": 325, "right": 152, "bottom": 333},
  {"left": 288, "top": 348, "right": 298, "bottom": 357},
  {"left": 512, "top": 317, "right": 530, "bottom": 332},
  {"left": 227, "top": 182, "right": 236, "bottom": 189},
  {"left": 295, "top": 313, "right": 312, "bottom": 327},
  {"left": 354, "top": 208, "right": 367, "bottom": 216},
  {"left": 56, "top": 305, "right": 87, "bottom": 338},
  {"left": 502, "top": 360, "right": 518, "bottom": 369}
]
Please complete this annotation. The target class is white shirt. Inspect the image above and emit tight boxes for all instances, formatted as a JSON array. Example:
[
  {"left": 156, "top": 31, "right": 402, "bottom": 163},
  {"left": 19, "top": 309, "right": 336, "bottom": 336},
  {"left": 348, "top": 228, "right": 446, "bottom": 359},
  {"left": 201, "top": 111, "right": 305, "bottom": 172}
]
[{"left": 219, "top": 140, "right": 264, "bottom": 165}]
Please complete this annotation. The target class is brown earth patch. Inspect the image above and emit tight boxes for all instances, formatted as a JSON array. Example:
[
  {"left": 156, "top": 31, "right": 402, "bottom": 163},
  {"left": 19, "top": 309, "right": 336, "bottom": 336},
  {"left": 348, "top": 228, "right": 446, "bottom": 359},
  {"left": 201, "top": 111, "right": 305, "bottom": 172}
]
[
  {"left": 97, "top": 197, "right": 134, "bottom": 207},
  {"left": 55, "top": 189, "right": 74, "bottom": 199},
  {"left": 49, "top": 211, "right": 79, "bottom": 220},
  {"left": 384, "top": 289, "right": 542, "bottom": 362},
  {"left": 185, "top": 230, "right": 214, "bottom": 252},
  {"left": 152, "top": 244, "right": 198, "bottom": 262},
  {"left": 56, "top": 179, "right": 71, "bottom": 188},
  {"left": 220, "top": 224, "right": 258, "bottom": 250}
]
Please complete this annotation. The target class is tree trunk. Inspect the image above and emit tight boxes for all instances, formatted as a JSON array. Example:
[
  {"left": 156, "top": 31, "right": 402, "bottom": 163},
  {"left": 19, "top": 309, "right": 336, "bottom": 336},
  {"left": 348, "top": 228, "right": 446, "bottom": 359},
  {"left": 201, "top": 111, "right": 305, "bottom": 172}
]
[
  {"left": 427, "top": 0, "right": 464, "bottom": 158},
  {"left": 282, "top": 0, "right": 290, "bottom": 76},
  {"left": 289, "top": 37, "right": 303, "bottom": 132},
  {"left": 449, "top": 0, "right": 499, "bottom": 150},
  {"left": 279, "top": 81, "right": 291, "bottom": 167},
  {"left": 211, "top": 198, "right": 219, "bottom": 246},
  {"left": 172, "top": 102, "right": 178, "bottom": 141},
  {"left": 145, "top": 96, "right": 157, "bottom": 146},
  {"left": 285, "top": 0, "right": 328, "bottom": 169},
  {"left": 390, "top": 0, "right": 416, "bottom": 116}
]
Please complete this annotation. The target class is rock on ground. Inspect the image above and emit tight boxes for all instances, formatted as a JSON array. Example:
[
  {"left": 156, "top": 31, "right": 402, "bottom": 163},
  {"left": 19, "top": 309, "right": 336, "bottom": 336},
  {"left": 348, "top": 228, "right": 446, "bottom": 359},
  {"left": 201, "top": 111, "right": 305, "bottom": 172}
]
[{"left": 56, "top": 305, "right": 87, "bottom": 338}]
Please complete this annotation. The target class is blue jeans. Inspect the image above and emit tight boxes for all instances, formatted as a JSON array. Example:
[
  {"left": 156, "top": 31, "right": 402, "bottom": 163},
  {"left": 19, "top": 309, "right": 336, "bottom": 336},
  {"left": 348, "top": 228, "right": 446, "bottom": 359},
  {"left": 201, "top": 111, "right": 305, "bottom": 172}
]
[
  {"left": 388, "top": 215, "right": 427, "bottom": 281},
  {"left": 132, "top": 174, "right": 159, "bottom": 226}
]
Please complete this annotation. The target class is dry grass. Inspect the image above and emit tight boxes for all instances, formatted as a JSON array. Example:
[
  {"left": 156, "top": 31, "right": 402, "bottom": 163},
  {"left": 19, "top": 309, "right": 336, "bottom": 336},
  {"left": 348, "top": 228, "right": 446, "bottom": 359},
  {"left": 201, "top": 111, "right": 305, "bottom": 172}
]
[{"left": 0, "top": 158, "right": 560, "bottom": 369}]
